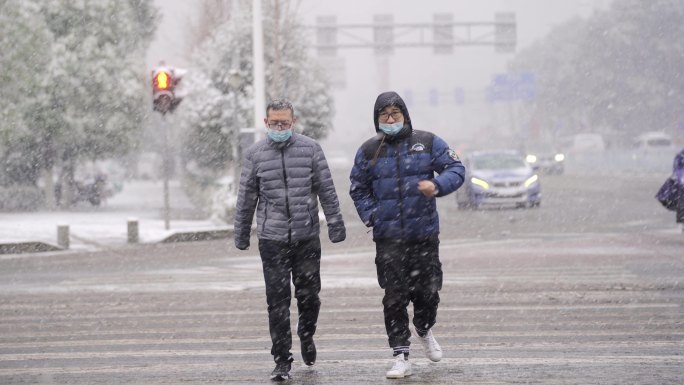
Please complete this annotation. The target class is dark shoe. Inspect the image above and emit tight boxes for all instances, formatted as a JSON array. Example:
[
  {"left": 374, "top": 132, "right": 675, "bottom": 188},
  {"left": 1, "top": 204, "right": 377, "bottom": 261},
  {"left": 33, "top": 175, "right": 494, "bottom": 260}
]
[
  {"left": 270, "top": 361, "right": 291, "bottom": 381},
  {"left": 301, "top": 338, "right": 316, "bottom": 366}
]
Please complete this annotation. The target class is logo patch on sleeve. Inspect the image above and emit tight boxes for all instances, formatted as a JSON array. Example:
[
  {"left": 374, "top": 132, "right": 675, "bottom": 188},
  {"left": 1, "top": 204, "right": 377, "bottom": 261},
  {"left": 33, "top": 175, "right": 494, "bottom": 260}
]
[
  {"left": 447, "top": 149, "right": 460, "bottom": 161},
  {"left": 411, "top": 143, "right": 426, "bottom": 152}
]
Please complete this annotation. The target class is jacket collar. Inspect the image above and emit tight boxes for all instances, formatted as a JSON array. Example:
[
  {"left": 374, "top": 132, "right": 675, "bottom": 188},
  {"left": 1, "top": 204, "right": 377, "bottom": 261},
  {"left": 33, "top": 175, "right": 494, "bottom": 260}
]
[{"left": 268, "top": 132, "right": 297, "bottom": 149}]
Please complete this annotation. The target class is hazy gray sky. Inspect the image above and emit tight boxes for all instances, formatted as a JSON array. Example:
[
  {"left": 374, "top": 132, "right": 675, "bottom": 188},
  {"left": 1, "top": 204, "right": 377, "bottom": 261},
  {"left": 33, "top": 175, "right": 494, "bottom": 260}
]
[{"left": 146, "top": 0, "right": 612, "bottom": 150}]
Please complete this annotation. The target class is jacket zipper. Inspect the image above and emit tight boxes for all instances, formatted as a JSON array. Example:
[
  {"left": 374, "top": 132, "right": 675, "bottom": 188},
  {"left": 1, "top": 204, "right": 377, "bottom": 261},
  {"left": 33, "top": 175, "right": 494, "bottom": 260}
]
[
  {"left": 394, "top": 145, "right": 405, "bottom": 237},
  {"left": 280, "top": 149, "right": 293, "bottom": 244}
]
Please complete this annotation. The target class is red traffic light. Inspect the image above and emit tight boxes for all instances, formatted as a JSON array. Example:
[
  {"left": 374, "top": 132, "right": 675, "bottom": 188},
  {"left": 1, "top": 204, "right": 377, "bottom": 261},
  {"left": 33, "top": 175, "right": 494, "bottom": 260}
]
[
  {"left": 157, "top": 72, "right": 169, "bottom": 89},
  {"left": 152, "top": 64, "right": 184, "bottom": 115},
  {"left": 153, "top": 70, "right": 172, "bottom": 91}
]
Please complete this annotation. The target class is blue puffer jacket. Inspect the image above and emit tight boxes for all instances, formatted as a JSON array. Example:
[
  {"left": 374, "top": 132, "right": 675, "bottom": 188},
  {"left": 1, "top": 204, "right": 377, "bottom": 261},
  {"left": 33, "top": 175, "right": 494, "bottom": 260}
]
[{"left": 349, "top": 91, "right": 465, "bottom": 242}]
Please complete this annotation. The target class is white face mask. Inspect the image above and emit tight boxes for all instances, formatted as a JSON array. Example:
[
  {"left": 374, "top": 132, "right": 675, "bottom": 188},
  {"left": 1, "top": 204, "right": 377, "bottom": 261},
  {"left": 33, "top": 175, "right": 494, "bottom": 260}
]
[{"left": 379, "top": 122, "right": 404, "bottom": 135}]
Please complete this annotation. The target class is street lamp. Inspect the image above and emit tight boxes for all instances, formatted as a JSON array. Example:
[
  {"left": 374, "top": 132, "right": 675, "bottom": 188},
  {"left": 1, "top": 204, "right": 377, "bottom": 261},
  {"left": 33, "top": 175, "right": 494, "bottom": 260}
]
[
  {"left": 228, "top": 69, "right": 243, "bottom": 194},
  {"left": 252, "top": 0, "right": 265, "bottom": 142}
]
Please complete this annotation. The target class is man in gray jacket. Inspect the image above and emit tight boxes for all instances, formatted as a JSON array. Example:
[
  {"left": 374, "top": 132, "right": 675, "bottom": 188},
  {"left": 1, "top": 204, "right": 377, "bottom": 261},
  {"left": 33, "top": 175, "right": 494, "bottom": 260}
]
[{"left": 234, "top": 100, "right": 346, "bottom": 381}]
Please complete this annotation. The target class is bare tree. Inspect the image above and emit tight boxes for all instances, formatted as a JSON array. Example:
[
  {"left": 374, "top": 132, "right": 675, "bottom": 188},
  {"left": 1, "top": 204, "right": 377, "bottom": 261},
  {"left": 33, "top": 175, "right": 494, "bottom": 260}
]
[{"left": 186, "top": 0, "right": 235, "bottom": 54}]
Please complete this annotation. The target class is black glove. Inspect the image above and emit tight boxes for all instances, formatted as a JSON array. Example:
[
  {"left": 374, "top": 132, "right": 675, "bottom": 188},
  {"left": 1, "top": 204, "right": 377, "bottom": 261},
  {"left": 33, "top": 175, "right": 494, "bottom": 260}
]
[{"left": 328, "top": 223, "right": 346, "bottom": 243}]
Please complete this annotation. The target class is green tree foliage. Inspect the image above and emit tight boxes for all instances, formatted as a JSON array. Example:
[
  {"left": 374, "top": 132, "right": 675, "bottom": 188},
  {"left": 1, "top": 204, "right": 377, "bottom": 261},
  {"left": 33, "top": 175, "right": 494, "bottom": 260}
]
[
  {"left": 511, "top": 0, "right": 684, "bottom": 141},
  {"left": 0, "top": 0, "right": 159, "bottom": 189},
  {"left": 0, "top": 0, "right": 53, "bottom": 185},
  {"left": 41, "top": 0, "right": 159, "bottom": 163}
]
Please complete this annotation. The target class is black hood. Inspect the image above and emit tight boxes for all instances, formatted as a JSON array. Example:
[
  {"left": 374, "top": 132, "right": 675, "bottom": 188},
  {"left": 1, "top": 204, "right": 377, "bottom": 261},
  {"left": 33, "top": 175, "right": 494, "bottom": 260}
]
[{"left": 373, "top": 91, "right": 412, "bottom": 133}]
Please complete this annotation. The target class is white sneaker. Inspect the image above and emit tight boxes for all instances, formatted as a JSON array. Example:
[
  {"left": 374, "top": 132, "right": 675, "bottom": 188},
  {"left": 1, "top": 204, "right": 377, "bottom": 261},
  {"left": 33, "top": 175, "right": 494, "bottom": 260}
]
[
  {"left": 386, "top": 355, "right": 412, "bottom": 379},
  {"left": 417, "top": 329, "right": 442, "bottom": 362}
]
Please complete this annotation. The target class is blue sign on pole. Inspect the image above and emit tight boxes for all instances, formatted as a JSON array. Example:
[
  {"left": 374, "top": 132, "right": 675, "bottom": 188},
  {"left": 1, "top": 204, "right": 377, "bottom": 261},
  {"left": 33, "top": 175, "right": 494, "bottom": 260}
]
[
  {"left": 487, "top": 74, "right": 511, "bottom": 102},
  {"left": 486, "top": 72, "right": 535, "bottom": 103},
  {"left": 515, "top": 72, "right": 535, "bottom": 101}
]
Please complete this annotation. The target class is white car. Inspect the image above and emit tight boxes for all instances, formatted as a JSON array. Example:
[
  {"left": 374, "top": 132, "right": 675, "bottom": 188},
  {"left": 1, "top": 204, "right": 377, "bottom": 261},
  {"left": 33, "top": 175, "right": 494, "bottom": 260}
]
[{"left": 633, "top": 132, "right": 674, "bottom": 150}]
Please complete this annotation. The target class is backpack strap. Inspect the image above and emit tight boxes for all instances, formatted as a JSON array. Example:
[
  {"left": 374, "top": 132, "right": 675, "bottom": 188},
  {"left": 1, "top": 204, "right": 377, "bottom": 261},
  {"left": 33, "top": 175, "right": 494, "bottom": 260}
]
[{"left": 361, "top": 134, "right": 386, "bottom": 161}]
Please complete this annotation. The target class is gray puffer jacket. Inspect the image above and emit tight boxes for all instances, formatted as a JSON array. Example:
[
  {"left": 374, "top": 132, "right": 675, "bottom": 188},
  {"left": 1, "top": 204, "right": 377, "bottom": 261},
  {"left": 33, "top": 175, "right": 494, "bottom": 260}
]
[{"left": 234, "top": 133, "right": 346, "bottom": 249}]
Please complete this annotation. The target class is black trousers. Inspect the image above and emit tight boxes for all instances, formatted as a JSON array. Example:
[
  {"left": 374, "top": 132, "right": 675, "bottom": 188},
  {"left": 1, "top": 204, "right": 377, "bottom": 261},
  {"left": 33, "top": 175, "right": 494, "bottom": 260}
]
[
  {"left": 258, "top": 238, "right": 321, "bottom": 364},
  {"left": 375, "top": 238, "right": 442, "bottom": 349}
]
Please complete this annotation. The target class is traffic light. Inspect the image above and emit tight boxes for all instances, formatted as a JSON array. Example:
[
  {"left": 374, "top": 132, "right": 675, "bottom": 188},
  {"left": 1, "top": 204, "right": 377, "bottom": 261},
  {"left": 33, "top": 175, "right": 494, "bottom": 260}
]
[
  {"left": 152, "top": 65, "right": 184, "bottom": 114},
  {"left": 495, "top": 12, "right": 516, "bottom": 53},
  {"left": 154, "top": 71, "right": 171, "bottom": 91}
]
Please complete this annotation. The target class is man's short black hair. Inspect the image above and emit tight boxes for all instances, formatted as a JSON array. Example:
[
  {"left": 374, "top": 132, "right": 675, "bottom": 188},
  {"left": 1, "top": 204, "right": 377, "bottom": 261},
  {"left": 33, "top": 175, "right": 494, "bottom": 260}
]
[{"left": 266, "top": 99, "right": 295, "bottom": 117}]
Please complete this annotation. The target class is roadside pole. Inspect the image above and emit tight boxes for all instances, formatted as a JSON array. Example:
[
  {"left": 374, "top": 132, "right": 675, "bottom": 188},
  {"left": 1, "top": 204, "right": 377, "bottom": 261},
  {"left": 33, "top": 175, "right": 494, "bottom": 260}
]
[
  {"left": 252, "top": 0, "right": 265, "bottom": 142},
  {"left": 152, "top": 64, "right": 184, "bottom": 231},
  {"left": 161, "top": 114, "right": 171, "bottom": 230}
]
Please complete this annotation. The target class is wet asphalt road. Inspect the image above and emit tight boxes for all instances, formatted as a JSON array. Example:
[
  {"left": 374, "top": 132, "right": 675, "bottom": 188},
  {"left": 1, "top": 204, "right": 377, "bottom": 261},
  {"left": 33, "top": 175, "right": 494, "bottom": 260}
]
[{"left": 1, "top": 173, "right": 683, "bottom": 384}]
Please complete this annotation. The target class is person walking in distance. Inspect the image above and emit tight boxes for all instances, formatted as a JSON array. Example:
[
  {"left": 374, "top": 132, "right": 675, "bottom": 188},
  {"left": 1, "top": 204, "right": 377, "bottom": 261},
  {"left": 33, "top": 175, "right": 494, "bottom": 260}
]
[
  {"left": 234, "top": 100, "right": 346, "bottom": 381},
  {"left": 349, "top": 91, "right": 465, "bottom": 378},
  {"left": 675, "top": 148, "right": 684, "bottom": 230},
  {"left": 656, "top": 147, "right": 684, "bottom": 232}
]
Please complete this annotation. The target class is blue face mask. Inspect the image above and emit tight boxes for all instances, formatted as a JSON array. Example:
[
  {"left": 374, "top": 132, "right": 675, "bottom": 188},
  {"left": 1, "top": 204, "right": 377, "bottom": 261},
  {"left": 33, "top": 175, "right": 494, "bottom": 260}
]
[
  {"left": 267, "top": 128, "right": 292, "bottom": 142},
  {"left": 379, "top": 122, "right": 404, "bottom": 136}
]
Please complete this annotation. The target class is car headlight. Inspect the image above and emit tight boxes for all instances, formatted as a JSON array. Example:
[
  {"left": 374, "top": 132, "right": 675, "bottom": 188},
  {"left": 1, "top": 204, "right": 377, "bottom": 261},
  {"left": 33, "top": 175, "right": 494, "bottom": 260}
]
[
  {"left": 524, "top": 174, "right": 539, "bottom": 188},
  {"left": 471, "top": 177, "right": 490, "bottom": 190},
  {"left": 554, "top": 153, "right": 565, "bottom": 162},
  {"left": 526, "top": 154, "right": 537, "bottom": 163}
]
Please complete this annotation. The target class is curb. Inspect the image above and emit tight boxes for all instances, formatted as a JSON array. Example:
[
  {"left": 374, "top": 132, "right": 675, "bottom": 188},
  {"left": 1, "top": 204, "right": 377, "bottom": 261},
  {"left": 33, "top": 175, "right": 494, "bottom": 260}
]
[
  {"left": 159, "top": 228, "right": 234, "bottom": 243},
  {"left": 0, "top": 242, "right": 62, "bottom": 255},
  {"left": 0, "top": 227, "right": 238, "bottom": 255}
]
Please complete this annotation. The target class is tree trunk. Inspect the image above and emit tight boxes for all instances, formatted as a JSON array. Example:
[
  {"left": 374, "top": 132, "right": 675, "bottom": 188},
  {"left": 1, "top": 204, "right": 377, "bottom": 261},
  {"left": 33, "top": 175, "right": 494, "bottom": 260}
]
[
  {"left": 43, "top": 167, "right": 56, "bottom": 210},
  {"left": 62, "top": 160, "right": 76, "bottom": 208}
]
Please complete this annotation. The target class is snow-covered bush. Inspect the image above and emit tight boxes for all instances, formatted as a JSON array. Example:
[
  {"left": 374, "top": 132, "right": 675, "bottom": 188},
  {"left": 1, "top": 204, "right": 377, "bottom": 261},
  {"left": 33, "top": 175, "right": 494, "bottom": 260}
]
[
  {"left": 0, "top": 185, "right": 44, "bottom": 212},
  {"left": 1, "top": 0, "right": 158, "bottom": 208},
  {"left": 179, "top": 3, "right": 334, "bottom": 222}
]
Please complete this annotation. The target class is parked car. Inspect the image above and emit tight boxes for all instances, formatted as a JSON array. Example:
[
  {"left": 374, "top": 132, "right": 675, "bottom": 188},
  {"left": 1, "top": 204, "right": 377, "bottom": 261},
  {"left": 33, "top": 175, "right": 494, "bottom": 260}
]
[
  {"left": 456, "top": 150, "right": 541, "bottom": 209},
  {"left": 54, "top": 173, "right": 109, "bottom": 207},
  {"left": 523, "top": 143, "right": 565, "bottom": 175},
  {"left": 632, "top": 131, "right": 674, "bottom": 150}
]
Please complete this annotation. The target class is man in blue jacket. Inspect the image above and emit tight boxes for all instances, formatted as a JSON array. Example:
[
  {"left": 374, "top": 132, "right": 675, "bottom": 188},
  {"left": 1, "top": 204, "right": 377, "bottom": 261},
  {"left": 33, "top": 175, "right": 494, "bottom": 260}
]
[{"left": 349, "top": 91, "right": 465, "bottom": 378}]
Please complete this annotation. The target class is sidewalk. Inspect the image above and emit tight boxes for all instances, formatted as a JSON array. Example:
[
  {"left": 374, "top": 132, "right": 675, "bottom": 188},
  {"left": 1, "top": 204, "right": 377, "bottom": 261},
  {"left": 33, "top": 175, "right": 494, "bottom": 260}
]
[{"left": 0, "top": 180, "right": 226, "bottom": 252}]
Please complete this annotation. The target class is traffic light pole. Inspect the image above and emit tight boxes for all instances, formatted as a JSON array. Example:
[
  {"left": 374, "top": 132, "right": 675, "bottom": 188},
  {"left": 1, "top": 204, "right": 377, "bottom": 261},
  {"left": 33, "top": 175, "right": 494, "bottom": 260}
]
[
  {"left": 152, "top": 63, "right": 184, "bottom": 231},
  {"left": 161, "top": 114, "right": 171, "bottom": 231},
  {"left": 252, "top": 0, "right": 265, "bottom": 142}
]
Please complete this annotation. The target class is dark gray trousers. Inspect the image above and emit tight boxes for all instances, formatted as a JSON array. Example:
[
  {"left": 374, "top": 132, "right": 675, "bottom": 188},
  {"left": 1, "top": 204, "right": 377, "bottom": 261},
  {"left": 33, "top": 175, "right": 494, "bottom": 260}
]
[{"left": 258, "top": 238, "right": 321, "bottom": 363}]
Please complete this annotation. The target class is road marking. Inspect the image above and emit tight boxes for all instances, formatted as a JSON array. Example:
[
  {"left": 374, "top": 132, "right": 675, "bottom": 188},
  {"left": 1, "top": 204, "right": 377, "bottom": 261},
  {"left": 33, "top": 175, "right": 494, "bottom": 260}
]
[{"left": 2, "top": 355, "right": 683, "bottom": 376}]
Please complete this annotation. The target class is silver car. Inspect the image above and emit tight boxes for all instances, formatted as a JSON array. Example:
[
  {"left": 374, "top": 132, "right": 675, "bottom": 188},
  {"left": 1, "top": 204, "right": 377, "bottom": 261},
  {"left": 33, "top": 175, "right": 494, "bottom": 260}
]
[
  {"left": 524, "top": 144, "right": 565, "bottom": 175},
  {"left": 456, "top": 150, "right": 541, "bottom": 209}
]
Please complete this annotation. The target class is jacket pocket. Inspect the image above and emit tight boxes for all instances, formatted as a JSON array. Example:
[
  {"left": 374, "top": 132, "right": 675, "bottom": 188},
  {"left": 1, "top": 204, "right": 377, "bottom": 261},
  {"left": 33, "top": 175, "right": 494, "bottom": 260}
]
[
  {"left": 428, "top": 240, "right": 442, "bottom": 291},
  {"left": 307, "top": 207, "right": 316, "bottom": 229},
  {"left": 261, "top": 200, "right": 269, "bottom": 232}
]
